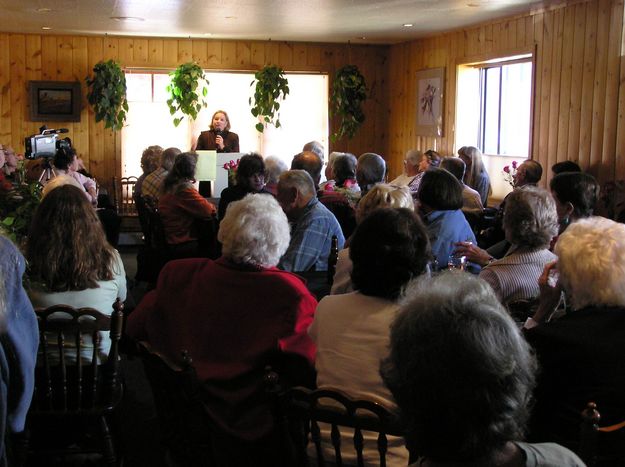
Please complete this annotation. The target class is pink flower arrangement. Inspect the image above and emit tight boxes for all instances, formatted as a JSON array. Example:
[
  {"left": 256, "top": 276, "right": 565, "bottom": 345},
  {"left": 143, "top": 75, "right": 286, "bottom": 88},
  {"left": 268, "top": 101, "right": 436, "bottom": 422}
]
[
  {"left": 223, "top": 159, "right": 240, "bottom": 185},
  {"left": 502, "top": 160, "right": 518, "bottom": 187}
]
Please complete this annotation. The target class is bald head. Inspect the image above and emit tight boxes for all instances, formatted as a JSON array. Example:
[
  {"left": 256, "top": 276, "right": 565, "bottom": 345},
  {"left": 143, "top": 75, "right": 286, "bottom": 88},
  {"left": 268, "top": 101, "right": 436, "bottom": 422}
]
[{"left": 291, "top": 151, "right": 323, "bottom": 188}]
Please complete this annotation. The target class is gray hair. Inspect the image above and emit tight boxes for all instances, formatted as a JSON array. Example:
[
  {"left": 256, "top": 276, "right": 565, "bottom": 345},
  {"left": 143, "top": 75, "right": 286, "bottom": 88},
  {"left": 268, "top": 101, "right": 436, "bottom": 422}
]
[
  {"left": 556, "top": 216, "right": 625, "bottom": 310},
  {"left": 278, "top": 170, "right": 316, "bottom": 197},
  {"left": 356, "top": 153, "right": 386, "bottom": 192},
  {"left": 503, "top": 186, "right": 558, "bottom": 249},
  {"left": 381, "top": 272, "right": 536, "bottom": 461},
  {"left": 161, "top": 147, "right": 181, "bottom": 171},
  {"left": 404, "top": 149, "right": 422, "bottom": 167},
  {"left": 264, "top": 156, "right": 288, "bottom": 185},
  {"left": 303, "top": 140, "right": 325, "bottom": 161},
  {"left": 217, "top": 194, "right": 290, "bottom": 268}
]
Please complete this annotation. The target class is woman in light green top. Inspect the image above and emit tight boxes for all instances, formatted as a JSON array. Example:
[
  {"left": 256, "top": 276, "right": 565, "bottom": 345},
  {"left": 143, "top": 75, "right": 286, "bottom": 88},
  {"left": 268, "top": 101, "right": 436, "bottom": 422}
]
[{"left": 26, "top": 184, "right": 126, "bottom": 363}]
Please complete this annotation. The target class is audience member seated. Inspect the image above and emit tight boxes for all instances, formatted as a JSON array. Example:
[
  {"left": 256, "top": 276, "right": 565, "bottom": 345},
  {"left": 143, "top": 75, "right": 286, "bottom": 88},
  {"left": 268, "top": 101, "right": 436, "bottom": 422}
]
[
  {"left": 479, "top": 187, "right": 558, "bottom": 305},
  {"left": 318, "top": 153, "right": 361, "bottom": 238},
  {"left": 524, "top": 217, "right": 625, "bottom": 456},
  {"left": 277, "top": 170, "right": 344, "bottom": 272},
  {"left": 0, "top": 235, "right": 38, "bottom": 466},
  {"left": 264, "top": 156, "right": 288, "bottom": 196},
  {"left": 134, "top": 145, "right": 163, "bottom": 200},
  {"left": 440, "top": 156, "right": 484, "bottom": 214},
  {"left": 310, "top": 208, "right": 430, "bottom": 466},
  {"left": 142, "top": 146, "right": 180, "bottom": 201},
  {"left": 551, "top": 160, "right": 582, "bottom": 175},
  {"left": 319, "top": 151, "right": 343, "bottom": 191},
  {"left": 50, "top": 146, "right": 98, "bottom": 206},
  {"left": 26, "top": 185, "right": 126, "bottom": 362},
  {"left": 218, "top": 152, "right": 270, "bottom": 219},
  {"left": 158, "top": 152, "right": 217, "bottom": 259},
  {"left": 390, "top": 149, "right": 421, "bottom": 193},
  {"left": 549, "top": 171, "right": 599, "bottom": 235},
  {"left": 482, "top": 159, "right": 544, "bottom": 253},
  {"left": 302, "top": 140, "right": 325, "bottom": 163},
  {"left": 126, "top": 194, "right": 317, "bottom": 466},
  {"left": 458, "top": 146, "right": 492, "bottom": 206},
  {"left": 405, "top": 149, "right": 442, "bottom": 199},
  {"left": 381, "top": 272, "right": 584, "bottom": 466},
  {"left": 356, "top": 152, "right": 386, "bottom": 197},
  {"left": 331, "top": 184, "right": 414, "bottom": 295},
  {"left": 417, "top": 167, "right": 476, "bottom": 269},
  {"left": 291, "top": 150, "right": 323, "bottom": 190}
]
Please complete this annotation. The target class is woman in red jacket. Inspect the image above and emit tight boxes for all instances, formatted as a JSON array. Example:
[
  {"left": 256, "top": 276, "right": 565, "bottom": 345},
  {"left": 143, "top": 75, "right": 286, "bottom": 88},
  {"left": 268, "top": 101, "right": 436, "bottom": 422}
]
[
  {"left": 128, "top": 193, "right": 316, "bottom": 466},
  {"left": 158, "top": 152, "right": 217, "bottom": 259}
]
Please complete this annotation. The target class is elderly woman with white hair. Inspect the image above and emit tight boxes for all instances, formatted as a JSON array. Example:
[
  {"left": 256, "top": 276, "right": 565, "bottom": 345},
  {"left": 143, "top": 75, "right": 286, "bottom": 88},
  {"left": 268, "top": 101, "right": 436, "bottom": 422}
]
[
  {"left": 127, "top": 193, "right": 317, "bottom": 466},
  {"left": 479, "top": 186, "right": 559, "bottom": 305},
  {"left": 391, "top": 149, "right": 421, "bottom": 193},
  {"left": 524, "top": 217, "right": 625, "bottom": 459}
]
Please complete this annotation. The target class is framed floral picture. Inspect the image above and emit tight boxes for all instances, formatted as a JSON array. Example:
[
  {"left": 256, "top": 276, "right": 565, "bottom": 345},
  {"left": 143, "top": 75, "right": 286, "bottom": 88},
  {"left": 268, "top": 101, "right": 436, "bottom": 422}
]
[{"left": 415, "top": 67, "right": 444, "bottom": 136}]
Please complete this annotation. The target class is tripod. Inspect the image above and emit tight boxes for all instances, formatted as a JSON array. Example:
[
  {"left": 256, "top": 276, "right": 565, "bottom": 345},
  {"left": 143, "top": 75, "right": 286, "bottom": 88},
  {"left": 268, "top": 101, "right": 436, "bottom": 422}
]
[{"left": 37, "top": 158, "right": 56, "bottom": 184}]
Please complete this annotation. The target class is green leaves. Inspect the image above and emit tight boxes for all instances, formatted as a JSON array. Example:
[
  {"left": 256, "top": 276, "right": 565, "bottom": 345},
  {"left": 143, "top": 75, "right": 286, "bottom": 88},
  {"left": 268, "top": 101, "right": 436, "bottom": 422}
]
[
  {"left": 330, "top": 65, "right": 368, "bottom": 141},
  {"left": 167, "top": 62, "right": 209, "bottom": 127},
  {"left": 85, "top": 60, "right": 128, "bottom": 131},
  {"left": 249, "top": 65, "right": 289, "bottom": 133}
]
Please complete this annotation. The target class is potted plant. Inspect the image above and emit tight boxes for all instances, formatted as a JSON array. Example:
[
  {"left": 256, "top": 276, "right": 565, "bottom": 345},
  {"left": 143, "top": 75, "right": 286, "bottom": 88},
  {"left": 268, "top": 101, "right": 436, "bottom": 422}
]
[
  {"left": 330, "top": 65, "right": 368, "bottom": 140},
  {"left": 86, "top": 60, "right": 129, "bottom": 131},
  {"left": 167, "top": 62, "right": 209, "bottom": 127},
  {"left": 249, "top": 65, "right": 290, "bottom": 132}
]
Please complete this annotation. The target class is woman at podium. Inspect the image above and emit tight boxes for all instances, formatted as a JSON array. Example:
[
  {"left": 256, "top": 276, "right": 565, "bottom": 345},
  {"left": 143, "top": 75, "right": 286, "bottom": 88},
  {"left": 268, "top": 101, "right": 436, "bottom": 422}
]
[{"left": 196, "top": 110, "right": 240, "bottom": 153}]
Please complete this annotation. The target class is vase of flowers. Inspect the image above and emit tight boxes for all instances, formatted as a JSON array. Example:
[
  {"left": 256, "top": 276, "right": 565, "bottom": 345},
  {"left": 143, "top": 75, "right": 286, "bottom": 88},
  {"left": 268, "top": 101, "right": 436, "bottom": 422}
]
[
  {"left": 223, "top": 159, "right": 240, "bottom": 187},
  {"left": 502, "top": 160, "right": 518, "bottom": 187}
]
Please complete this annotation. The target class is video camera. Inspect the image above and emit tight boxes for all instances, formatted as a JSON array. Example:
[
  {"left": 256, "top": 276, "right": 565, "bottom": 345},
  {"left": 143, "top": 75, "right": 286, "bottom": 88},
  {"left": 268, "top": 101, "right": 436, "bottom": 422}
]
[{"left": 25, "top": 126, "right": 71, "bottom": 159}]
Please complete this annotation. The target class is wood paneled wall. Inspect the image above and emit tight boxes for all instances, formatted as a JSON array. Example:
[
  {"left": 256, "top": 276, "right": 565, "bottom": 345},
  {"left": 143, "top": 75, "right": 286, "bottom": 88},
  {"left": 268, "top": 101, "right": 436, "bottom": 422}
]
[
  {"left": 386, "top": 0, "right": 625, "bottom": 187},
  {"left": 0, "top": 34, "right": 389, "bottom": 189}
]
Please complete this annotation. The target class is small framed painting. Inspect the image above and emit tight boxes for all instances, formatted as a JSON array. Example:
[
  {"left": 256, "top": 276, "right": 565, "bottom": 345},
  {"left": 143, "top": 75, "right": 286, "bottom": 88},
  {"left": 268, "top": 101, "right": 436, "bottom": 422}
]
[
  {"left": 415, "top": 67, "right": 444, "bottom": 137},
  {"left": 28, "top": 81, "right": 81, "bottom": 122}
]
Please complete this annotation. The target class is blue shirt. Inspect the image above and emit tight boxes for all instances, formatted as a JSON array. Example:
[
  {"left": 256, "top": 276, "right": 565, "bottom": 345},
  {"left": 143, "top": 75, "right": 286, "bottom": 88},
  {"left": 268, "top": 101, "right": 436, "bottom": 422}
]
[
  {"left": 424, "top": 209, "right": 476, "bottom": 269},
  {"left": 279, "top": 197, "right": 345, "bottom": 272},
  {"left": 0, "top": 237, "right": 39, "bottom": 464}
]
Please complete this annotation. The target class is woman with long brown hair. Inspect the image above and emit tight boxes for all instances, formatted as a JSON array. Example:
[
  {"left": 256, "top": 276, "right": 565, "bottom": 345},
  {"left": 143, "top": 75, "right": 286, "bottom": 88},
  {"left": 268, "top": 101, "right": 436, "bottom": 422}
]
[{"left": 26, "top": 184, "right": 126, "bottom": 361}]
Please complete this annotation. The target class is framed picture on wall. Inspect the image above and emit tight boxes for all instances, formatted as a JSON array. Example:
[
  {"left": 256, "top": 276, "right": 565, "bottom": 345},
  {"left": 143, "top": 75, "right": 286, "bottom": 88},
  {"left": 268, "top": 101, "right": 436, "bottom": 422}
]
[
  {"left": 415, "top": 67, "right": 444, "bottom": 136},
  {"left": 28, "top": 81, "right": 81, "bottom": 122}
]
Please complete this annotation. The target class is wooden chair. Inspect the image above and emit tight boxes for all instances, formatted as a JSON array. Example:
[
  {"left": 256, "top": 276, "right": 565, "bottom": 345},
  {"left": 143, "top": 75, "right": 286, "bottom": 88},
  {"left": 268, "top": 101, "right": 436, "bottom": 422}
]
[
  {"left": 579, "top": 402, "right": 625, "bottom": 467},
  {"left": 113, "top": 176, "right": 139, "bottom": 216},
  {"left": 273, "top": 383, "right": 404, "bottom": 467},
  {"left": 17, "top": 299, "right": 125, "bottom": 466},
  {"left": 136, "top": 341, "right": 214, "bottom": 466}
]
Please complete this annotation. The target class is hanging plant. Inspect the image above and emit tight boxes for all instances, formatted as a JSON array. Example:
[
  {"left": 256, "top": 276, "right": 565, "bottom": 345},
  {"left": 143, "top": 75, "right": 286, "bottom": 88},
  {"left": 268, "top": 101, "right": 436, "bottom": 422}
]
[
  {"left": 85, "top": 59, "right": 128, "bottom": 131},
  {"left": 249, "top": 65, "right": 290, "bottom": 132},
  {"left": 167, "top": 62, "right": 209, "bottom": 127},
  {"left": 330, "top": 65, "right": 368, "bottom": 141}
]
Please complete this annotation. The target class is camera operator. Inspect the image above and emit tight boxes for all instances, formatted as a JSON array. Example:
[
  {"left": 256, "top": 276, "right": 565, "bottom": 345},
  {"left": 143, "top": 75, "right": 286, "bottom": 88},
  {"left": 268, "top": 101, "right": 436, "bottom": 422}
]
[{"left": 51, "top": 146, "right": 98, "bottom": 206}]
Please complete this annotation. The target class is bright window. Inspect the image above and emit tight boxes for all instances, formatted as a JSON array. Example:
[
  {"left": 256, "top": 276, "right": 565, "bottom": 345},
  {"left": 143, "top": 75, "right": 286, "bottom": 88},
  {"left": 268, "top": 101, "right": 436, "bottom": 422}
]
[
  {"left": 122, "top": 71, "right": 329, "bottom": 178},
  {"left": 456, "top": 55, "right": 532, "bottom": 158}
]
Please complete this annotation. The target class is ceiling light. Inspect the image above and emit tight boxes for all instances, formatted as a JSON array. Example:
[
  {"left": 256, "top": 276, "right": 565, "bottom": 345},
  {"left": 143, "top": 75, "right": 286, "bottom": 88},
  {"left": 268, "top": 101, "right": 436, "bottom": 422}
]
[
  {"left": 41, "top": 26, "right": 52, "bottom": 30},
  {"left": 110, "top": 16, "right": 145, "bottom": 22},
  {"left": 36, "top": 7, "right": 52, "bottom": 13},
  {"left": 403, "top": 23, "right": 413, "bottom": 27}
]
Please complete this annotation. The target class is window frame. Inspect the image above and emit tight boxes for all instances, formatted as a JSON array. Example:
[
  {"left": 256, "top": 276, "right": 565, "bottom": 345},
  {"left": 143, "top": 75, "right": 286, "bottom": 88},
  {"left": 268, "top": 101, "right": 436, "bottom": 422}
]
[{"left": 455, "top": 48, "right": 536, "bottom": 158}]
